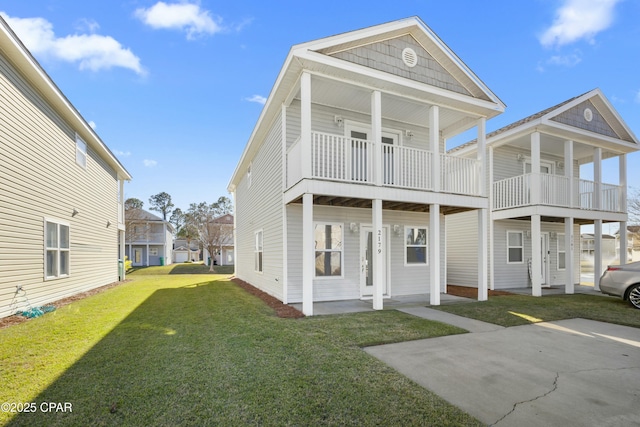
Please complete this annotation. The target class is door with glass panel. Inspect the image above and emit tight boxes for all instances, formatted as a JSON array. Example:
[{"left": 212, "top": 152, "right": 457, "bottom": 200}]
[{"left": 360, "top": 226, "right": 389, "bottom": 298}]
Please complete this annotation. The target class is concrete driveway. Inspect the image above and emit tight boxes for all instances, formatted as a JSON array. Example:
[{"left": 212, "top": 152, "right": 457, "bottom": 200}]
[{"left": 365, "top": 318, "right": 640, "bottom": 426}]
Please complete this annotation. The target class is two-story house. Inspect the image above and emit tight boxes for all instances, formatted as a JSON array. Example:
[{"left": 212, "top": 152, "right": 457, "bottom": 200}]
[
  {"left": 0, "top": 17, "right": 131, "bottom": 318},
  {"left": 447, "top": 89, "right": 639, "bottom": 296},
  {"left": 228, "top": 17, "right": 505, "bottom": 315},
  {"left": 125, "top": 209, "right": 174, "bottom": 267}
]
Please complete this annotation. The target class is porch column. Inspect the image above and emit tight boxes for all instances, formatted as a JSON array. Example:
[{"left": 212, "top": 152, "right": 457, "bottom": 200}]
[
  {"left": 564, "top": 140, "right": 574, "bottom": 207},
  {"left": 594, "top": 219, "right": 602, "bottom": 291},
  {"left": 372, "top": 198, "right": 384, "bottom": 310},
  {"left": 300, "top": 72, "right": 312, "bottom": 179},
  {"left": 594, "top": 147, "right": 602, "bottom": 210},
  {"left": 531, "top": 214, "right": 542, "bottom": 297},
  {"left": 530, "top": 132, "right": 541, "bottom": 205},
  {"left": 564, "top": 217, "right": 574, "bottom": 294},
  {"left": 146, "top": 243, "right": 150, "bottom": 266},
  {"left": 302, "top": 193, "right": 314, "bottom": 316},
  {"left": 371, "top": 90, "right": 382, "bottom": 186},
  {"left": 620, "top": 154, "right": 628, "bottom": 265},
  {"left": 478, "top": 208, "right": 488, "bottom": 301},
  {"left": 489, "top": 146, "right": 495, "bottom": 290},
  {"left": 429, "top": 106, "right": 440, "bottom": 192},
  {"left": 429, "top": 204, "right": 440, "bottom": 305},
  {"left": 477, "top": 117, "right": 487, "bottom": 196}
]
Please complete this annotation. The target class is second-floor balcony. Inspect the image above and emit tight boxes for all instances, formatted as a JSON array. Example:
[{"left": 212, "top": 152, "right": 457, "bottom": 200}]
[
  {"left": 493, "top": 173, "right": 624, "bottom": 212},
  {"left": 287, "top": 132, "right": 481, "bottom": 196}
]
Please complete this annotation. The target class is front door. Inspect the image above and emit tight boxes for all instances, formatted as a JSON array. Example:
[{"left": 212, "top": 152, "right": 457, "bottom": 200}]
[
  {"left": 540, "top": 233, "right": 550, "bottom": 286},
  {"left": 133, "top": 248, "right": 143, "bottom": 266},
  {"left": 360, "top": 226, "right": 389, "bottom": 298}
]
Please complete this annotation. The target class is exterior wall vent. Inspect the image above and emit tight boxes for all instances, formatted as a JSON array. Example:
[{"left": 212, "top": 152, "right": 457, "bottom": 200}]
[
  {"left": 402, "top": 47, "right": 418, "bottom": 68},
  {"left": 584, "top": 108, "right": 593, "bottom": 122}
]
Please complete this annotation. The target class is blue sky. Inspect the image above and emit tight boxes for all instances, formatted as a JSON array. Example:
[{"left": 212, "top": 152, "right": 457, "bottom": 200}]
[{"left": 1, "top": 0, "right": 639, "bottom": 214}]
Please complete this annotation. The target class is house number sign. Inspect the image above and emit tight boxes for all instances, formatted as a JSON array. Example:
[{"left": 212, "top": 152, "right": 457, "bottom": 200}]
[{"left": 377, "top": 229, "right": 382, "bottom": 254}]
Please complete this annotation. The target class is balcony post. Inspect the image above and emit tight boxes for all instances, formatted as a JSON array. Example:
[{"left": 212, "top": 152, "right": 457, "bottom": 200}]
[
  {"left": 530, "top": 132, "right": 541, "bottom": 205},
  {"left": 564, "top": 140, "right": 574, "bottom": 207},
  {"left": 300, "top": 72, "right": 312, "bottom": 179},
  {"left": 489, "top": 146, "right": 495, "bottom": 291},
  {"left": 477, "top": 117, "right": 486, "bottom": 197},
  {"left": 594, "top": 147, "right": 602, "bottom": 210},
  {"left": 429, "top": 106, "right": 440, "bottom": 192},
  {"left": 620, "top": 153, "right": 628, "bottom": 265},
  {"left": 429, "top": 204, "right": 440, "bottom": 305},
  {"left": 371, "top": 90, "right": 382, "bottom": 186}
]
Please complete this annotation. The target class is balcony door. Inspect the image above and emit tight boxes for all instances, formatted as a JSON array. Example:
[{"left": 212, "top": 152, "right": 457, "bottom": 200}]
[{"left": 345, "top": 123, "right": 399, "bottom": 184}]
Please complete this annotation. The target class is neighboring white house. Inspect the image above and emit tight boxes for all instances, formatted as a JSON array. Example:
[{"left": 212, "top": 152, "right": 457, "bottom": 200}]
[
  {"left": 0, "top": 17, "right": 131, "bottom": 318},
  {"left": 228, "top": 17, "right": 505, "bottom": 315},
  {"left": 447, "top": 89, "right": 639, "bottom": 295},
  {"left": 125, "top": 210, "right": 174, "bottom": 267},
  {"left": 173, "top": 239, "right": 201, "bottom": 263},
  {"left": 210, "top": 213, "right": 234, "bottom": 266}
]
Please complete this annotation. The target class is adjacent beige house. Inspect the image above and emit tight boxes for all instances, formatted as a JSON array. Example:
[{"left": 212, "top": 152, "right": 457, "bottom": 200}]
[
  {"left": 125, "top": 209, "right": 174, "bottom": 267},
  {"left": 0, "top": 17, "right": 131, "bottom": 318}
]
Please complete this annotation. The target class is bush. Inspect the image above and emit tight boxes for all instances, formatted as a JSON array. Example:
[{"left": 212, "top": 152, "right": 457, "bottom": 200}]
[{"left": 124, "top": 256, "right": 133, "bottom": 271}]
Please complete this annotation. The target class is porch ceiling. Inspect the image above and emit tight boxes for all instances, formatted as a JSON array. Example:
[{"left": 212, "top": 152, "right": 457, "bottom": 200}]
[
  {"left": 289, "top": 195, "right": 474, "bottom": 215},
  {"left": 294, "top": 75, "right": 480, "bottom": 138}
]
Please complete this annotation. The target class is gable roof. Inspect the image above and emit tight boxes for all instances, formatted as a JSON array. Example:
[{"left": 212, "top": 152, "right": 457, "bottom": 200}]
[
  {"left": 451, "top": 88, "right": 639, "bottom": 156},
  {"left": 126, "top": 209, "right": 175, "bottom": 232},
  {"left": 0, "top": 16, "right": 131, "bottom": 181},
  {"left": 228, "top": 17, "right": 505, "bottom": 191}
]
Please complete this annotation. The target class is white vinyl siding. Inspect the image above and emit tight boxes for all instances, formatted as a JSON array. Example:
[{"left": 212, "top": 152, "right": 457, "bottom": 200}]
[
  {"left": 507, "top": 231, "right": 524, "bottom": 264},
  {"left": 0, "top": 48, "right": 121, "bottom": 318},
  {"left": 445, "top": 210, "right": 480, "bottom": 287}
]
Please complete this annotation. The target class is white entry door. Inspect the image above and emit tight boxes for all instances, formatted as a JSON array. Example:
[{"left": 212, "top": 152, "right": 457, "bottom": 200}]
[
  {"left": 360, "top": 226, "right": 389, "bottom": 298},
  {"left": 540, "top": 233, "right": 550, "bottom": 286},
  {"left": 133, "top": 248, "right": 143, "bottom": 266}
]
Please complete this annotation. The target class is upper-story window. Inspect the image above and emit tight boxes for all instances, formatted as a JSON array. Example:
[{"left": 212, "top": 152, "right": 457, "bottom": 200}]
[{"left": 76, "top": 134, "right": 87, "bottom": 169}]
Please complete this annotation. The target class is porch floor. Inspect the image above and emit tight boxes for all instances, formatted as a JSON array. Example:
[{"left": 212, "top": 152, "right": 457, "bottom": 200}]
[{"left": 289, "top": 284, "right": 607, "bottom": 316}]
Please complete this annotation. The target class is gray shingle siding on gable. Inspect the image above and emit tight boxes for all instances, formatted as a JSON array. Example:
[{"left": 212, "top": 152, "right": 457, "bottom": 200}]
[
  {"left": 328, "top": 35, "right": 471, "bottom": 96},
  {"left": 551, "top": 100, "right": 618, "bottom": 139}
]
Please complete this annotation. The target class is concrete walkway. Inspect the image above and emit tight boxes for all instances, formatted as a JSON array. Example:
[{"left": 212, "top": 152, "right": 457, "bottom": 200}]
[{"left": 365, "top": 318, "right": 640, "bottom": 426}]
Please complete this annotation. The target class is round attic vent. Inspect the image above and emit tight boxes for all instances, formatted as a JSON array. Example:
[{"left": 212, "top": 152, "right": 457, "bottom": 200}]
[
  {"left": 402, "top": 47, "right": 418, "bottom": 68},
  {"left": 584, "top": 108, "right": 593, "bottom": 122}
]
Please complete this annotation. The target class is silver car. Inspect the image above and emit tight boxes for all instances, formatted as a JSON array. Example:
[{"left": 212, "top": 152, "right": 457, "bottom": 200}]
[{"left": 599, "top": 261, "right": 640, "bottom": 309}]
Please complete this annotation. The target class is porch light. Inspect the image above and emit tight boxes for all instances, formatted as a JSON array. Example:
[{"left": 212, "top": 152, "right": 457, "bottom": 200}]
[
  {"left": 550, "top": 232, "right": 557, "bottom": 239},
  {"left": 405, "top": 130, "right": 414, "bottom": 140},
  {"left": 349, "top": 222, "right": 358, "bottom": 233},
  {"left": 393, "top": 224, "right": 402, "bottom": 235},
  {"left": 516, "top": 153, "right": 525, "bottom": 162},
  {"left": 334, "top": 115, "right": 344, "bottom": 128},
  {"left": 525, "top": 230, "right": 531, "bottom": 238},
  {"left": 72, "top": 208, "right": 79, "bottom": 217}
]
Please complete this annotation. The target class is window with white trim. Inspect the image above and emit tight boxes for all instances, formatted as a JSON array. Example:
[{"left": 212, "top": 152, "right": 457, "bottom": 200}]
[
  {"left": 254, "top": 230, "right": 263, "bottom": 272},
  {"left": 507, "top": 231, "right": 524, "bottom": 264},
  {"left": 314, "top": 223, "right": 342, "bottom": 277},
  {"left": 558, "top": 233, "right": 566, "bottom": 270},
  {"left": 45, "top": 219, "right": 70, "bottom": 279},
  {"left": 76, "top": 134, "right": 87, "bottom": 169},
  {"left": 405, "top": 227, "right": 428, "bottom": 265}
]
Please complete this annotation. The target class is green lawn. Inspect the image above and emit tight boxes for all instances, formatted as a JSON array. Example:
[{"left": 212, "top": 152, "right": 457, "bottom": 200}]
[
  {"left": 437, "top": 293, "right": 640, "bottom": 328},
  {"left": 0, "top": 272, "right": 479, "bottom": 426}
]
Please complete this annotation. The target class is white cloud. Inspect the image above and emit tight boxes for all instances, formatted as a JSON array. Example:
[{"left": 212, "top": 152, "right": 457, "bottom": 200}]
[
  {"left": 143, "top": 159, "right": 158, "bottom": 167},
  {"left": 88, "top": 120, "right": 97, "bottom": 129},
  {"left": 245, "top": 94, "right": 266, "bottom": 105},
  {"left": 547, "top": 52, "right": 582, "bottom": 67},
  {"left": 539, "top": 0, "right": 621, "bottom": 48},
  {"left": 134, "top": 1, "right": 222, "bottom": 40},
  {"left": 114, "top": 150, "right": 131, "bottom": 157},
  {"left": 0, "top": 12, "right": 146, "bottom": 75}
]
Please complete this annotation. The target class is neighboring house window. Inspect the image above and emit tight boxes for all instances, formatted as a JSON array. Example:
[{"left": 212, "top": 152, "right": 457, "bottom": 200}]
[
  {"left": 314, "top": 223, "right": 342, "bottom": 277},
  {"left": 254, "top": 230, "right": 263, "bottom": 272},
  {"left": 76, "top": 134, "right": 87, "bottom": 169},
  {"left": 45, "top": 219, "right": 70, "bottom": 279},
  {"left": 405, "top": 227, "right": 428, "bottom": 265},
  {"left": 149, "top": 248, "right": 158, "bottom": 256},
  {"left": 507, "top": 231, "right": 524, "bottom": 263},
  {"left": 558, "top": 233, "right": 566, "bottom": 270}
]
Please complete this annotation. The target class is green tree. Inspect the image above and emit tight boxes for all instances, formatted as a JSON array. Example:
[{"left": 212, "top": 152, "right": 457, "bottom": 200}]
[
  {"left": 124, "top": 197, "right": 144, "bottom": 210},
  {"left": 186, "top": 197, "right": 233, "bottom": 272},
  {"left": 170, "top": 208, "right": 185, "bottom": 233},
  {"left": 177, "top": 223, "right": 199, "bottom": 262},
  {"left": 149, "top": 192, "right": 174, "bottom": 220}
]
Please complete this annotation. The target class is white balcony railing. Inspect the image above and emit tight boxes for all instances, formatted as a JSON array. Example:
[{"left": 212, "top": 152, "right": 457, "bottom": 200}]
[
  {"left": 493, "top": 174, "right": 623, "bottom": 212},
  {"left": 286, "top": 132, "right": 481, "bottom": 196}
]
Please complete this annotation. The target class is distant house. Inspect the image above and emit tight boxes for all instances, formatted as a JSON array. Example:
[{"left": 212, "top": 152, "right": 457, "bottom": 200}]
[
  {"left": 173, "top": 239, "right": 201, "bottom": 263},
  {"left": 125, "top": 210, "right": 174, "bottom": 267},
  {"left": 210, "top": 214, "right": 234, "bottom": 266},
  {"left": 0, "top": 17, "right": 131, "bottom": 318}
]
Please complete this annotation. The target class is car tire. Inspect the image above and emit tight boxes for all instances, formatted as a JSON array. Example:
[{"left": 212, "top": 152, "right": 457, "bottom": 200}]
[{"left": 627, "top": 284, "right": 640, "bottom": 309}]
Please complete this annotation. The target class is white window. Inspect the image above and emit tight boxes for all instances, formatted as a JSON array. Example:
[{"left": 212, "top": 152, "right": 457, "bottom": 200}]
[
  {"left": 405, "top": 227, "right": 428, "bottom": 265},
  {"left": 45, "top": 219, "right": 70, "bottom": 279},
  {"left": 558, "top": 233, "right": 566, "bottom": 270},
  {"left": 254, "top": 230, "right": 263, "bottom": 272},
  {"left": 314, "top": 223, "right": 343, "bottom": 277},
  {"left": 507, "top": 231, "right": 524, "bottom": 264},
  {"left": 76, "top": 134, "right": 87, "bottom": 169}
]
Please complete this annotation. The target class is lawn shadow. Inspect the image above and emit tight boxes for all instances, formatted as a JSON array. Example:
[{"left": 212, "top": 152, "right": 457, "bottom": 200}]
[{"left": 5, "top": 279, "right": 260, "bottom": 426}]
